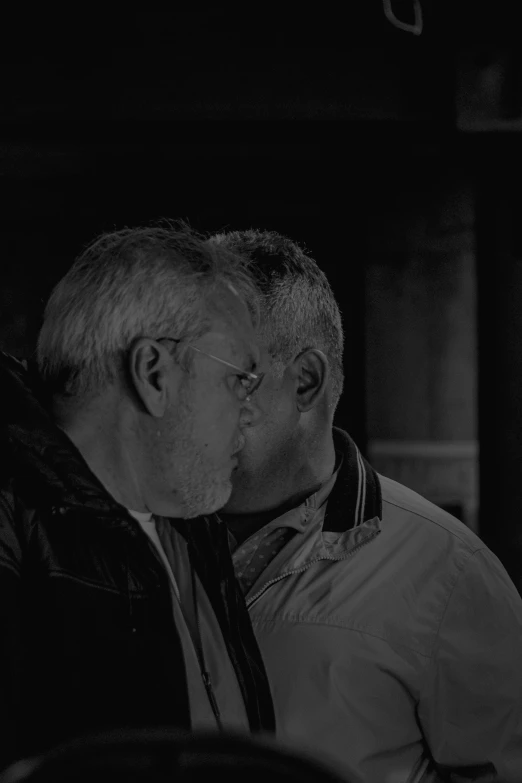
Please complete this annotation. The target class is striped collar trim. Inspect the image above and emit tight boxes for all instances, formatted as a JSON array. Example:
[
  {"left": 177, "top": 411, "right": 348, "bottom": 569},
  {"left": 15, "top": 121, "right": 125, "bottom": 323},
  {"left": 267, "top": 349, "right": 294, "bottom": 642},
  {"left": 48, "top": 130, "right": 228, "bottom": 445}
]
[{"left": 321, "top": 427, "right": 382, "bottom": 533}]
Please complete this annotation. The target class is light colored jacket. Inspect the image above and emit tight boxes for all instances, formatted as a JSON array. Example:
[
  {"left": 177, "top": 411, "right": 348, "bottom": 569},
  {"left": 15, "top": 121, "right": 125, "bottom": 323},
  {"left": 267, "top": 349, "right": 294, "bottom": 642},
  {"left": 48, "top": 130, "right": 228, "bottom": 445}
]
[{"left": 236, "top": 429, "right": 522, "bottom": 782}]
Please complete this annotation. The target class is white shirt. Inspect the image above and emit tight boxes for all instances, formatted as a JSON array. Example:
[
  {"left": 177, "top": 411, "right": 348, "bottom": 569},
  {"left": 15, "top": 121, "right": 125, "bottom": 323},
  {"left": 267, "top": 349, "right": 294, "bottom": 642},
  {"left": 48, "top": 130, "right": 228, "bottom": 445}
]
[{"left": 127, "top": 509, "right": 248, "bottom": 732}]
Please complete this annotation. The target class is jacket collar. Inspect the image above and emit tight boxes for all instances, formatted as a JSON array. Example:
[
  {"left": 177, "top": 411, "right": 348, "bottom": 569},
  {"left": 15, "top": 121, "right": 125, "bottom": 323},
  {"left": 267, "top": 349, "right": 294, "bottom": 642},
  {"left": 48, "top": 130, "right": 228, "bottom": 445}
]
[
  {"left": 322, "top": 427, "right": 382, "bottom": 533},
  {"left": 240, "top": 428, "right": 383, "bottom": 585},
  {"left": 242, "top": 430, "right": 382, "bottom": 599}
]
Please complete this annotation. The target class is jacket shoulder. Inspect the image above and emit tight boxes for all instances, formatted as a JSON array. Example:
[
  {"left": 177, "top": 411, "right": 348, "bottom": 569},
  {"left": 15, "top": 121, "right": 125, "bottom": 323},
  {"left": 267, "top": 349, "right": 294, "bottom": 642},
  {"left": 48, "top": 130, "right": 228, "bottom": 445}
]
[{"left": 378, "top": 472, "right": 483, "bottom": 553}]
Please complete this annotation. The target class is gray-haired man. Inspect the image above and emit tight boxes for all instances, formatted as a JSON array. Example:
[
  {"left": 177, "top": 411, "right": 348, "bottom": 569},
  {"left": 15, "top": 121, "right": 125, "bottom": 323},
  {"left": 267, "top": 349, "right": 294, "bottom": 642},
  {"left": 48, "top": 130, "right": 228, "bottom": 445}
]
[{"left": 0, "top": 224, "right": 275, "bottom": 772}]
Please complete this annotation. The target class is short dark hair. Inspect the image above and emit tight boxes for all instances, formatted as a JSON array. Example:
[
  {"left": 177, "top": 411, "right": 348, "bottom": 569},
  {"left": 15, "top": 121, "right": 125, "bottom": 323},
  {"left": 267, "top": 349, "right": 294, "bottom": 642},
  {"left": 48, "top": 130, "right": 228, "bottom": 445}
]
[{"left": 208, "top": 229, "right": 344, "bottom": 411}]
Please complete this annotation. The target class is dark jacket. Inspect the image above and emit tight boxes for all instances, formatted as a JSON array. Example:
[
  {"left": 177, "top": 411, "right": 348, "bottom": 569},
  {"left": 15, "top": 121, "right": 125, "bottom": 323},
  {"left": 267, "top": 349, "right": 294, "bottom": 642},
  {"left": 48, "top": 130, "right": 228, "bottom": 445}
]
[{"left": 0, "top": 353, "right": 275, "bottom": 771}]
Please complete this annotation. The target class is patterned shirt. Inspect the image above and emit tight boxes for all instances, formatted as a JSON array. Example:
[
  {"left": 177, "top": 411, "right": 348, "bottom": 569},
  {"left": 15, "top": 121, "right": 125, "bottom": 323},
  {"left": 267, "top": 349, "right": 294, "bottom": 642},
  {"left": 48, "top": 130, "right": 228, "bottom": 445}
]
[{"left": 226, "top": 456, "right": 343, "bottom": 596}]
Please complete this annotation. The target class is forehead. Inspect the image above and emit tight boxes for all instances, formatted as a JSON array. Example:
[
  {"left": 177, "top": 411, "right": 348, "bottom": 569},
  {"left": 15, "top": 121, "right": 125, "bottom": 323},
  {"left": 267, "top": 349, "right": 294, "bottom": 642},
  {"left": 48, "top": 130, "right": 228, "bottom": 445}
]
[{"left": 202, "top": 284, "right": 260, "bottom": 367}]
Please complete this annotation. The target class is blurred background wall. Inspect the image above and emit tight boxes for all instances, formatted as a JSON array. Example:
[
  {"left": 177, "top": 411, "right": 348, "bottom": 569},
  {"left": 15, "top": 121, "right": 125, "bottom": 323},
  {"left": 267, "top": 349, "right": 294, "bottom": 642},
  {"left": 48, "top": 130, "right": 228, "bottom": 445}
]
[
  {"left": 366, "top": 164, "right": 477, "bottom": 530},
  {"left": 1, "top": 3, "right": 520, "bottom": 587}
]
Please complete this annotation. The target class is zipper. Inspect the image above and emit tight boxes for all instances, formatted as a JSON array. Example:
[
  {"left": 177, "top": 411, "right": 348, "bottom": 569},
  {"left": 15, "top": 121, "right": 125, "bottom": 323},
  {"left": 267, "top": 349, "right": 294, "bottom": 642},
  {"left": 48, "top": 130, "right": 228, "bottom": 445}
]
[
  {"left": 209, "top": 524, "right": 268, "bottom": 733},
  {"left": 225, "top": 578, "right": 266, "bottom": 730},
  {"left": 246, "top": 529, "right": 381, "bottom": 610},
  {"left": 201, "top": 671, "right": 222, "bottom": 726},
  {"left": 190, "top": 561, "right": 224, "bottom": 731}
]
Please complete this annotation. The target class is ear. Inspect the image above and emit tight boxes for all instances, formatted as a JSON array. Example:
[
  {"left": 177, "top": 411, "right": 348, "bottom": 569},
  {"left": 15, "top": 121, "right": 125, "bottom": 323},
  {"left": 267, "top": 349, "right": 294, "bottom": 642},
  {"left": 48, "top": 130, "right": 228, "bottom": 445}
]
[
  {"left": 293, "top": 349, "right": 329, "bottom": 413},
  {"left": 127, "top": 338, "right": 180, "bottom": 418}
]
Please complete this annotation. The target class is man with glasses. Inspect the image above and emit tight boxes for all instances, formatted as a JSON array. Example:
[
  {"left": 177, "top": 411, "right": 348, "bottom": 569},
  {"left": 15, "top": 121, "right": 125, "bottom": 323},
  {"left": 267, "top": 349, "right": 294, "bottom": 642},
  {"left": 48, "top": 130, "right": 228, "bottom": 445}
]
[{"left": 0, "top": 224, "right": 275, "bottom": 773}]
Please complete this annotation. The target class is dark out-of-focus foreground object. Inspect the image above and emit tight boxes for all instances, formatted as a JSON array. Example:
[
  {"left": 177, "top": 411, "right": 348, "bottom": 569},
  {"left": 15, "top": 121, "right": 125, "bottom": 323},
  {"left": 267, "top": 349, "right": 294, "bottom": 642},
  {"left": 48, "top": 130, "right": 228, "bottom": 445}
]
[{"left": 0, "top": 728, "right": 347, "bottom": 783}]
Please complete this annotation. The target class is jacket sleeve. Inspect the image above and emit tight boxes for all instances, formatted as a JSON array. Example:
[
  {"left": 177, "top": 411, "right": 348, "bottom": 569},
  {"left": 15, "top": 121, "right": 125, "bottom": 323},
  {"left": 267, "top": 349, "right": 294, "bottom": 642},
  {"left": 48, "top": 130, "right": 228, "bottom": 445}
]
[
  {"left": 418, "top": 546, "right": 522, "bottom": 782},
  {"left": 0, "top": 489, "right": 24, "bottom": 773}
]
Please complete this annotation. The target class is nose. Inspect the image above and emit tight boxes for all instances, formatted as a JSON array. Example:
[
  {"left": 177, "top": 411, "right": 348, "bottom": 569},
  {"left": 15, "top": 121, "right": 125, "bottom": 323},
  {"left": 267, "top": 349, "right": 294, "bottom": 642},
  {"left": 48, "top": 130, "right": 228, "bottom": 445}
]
[
  {"left": 239, "top": 395, "right": 263, "bottom": 428},
  {"left": 233, "top": 433, "right": 246, "bottom": 454}
]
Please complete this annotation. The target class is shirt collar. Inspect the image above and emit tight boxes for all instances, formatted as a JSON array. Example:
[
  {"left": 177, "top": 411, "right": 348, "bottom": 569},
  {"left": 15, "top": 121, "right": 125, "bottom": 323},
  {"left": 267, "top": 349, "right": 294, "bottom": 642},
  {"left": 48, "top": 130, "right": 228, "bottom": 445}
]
[
  {"left": 257, "top": 427, "right": 383, "bottom": 536},
  {"left": 227, "top": 426, "right": 382, "bottom": 550}
]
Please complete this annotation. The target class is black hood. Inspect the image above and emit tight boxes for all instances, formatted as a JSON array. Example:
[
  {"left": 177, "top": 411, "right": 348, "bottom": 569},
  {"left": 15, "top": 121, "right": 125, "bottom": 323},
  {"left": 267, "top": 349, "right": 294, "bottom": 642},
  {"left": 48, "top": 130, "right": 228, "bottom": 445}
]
[{"left": 0, "top": 352, "right": 127, "bottom": 521}]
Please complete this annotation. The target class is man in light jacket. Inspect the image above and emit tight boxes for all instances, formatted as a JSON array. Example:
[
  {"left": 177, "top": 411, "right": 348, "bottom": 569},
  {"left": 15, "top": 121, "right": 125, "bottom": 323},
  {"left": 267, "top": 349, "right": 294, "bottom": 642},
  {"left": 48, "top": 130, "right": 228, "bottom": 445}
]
[{"left": 209, "top": 228, "right": 522, "bottom": 783}]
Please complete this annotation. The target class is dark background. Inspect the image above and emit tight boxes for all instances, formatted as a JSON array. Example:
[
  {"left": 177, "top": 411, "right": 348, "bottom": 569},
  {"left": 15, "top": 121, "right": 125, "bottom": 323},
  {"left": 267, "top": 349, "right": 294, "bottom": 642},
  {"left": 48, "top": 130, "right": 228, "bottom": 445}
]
[{"left": 2, "top": 4, "right": 522, "bottom": 589}]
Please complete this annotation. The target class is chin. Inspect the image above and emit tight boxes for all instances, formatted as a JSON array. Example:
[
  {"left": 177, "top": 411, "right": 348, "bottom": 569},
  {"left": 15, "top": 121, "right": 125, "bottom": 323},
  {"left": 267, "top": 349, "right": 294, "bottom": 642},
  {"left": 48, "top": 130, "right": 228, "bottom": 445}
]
[{"left": 182, "top": 479, "right": 233, "bottom": 520}]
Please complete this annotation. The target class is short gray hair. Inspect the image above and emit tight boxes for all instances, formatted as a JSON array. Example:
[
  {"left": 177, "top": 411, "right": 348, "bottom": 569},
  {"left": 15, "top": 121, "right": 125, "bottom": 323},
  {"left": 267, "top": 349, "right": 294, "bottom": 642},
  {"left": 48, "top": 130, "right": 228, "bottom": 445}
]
[
  {"left": 208, "top": 229, "right": 345, "bottom": 411},
  {"left": 37, "top": 222, "right": 258, "bottom": 398}
]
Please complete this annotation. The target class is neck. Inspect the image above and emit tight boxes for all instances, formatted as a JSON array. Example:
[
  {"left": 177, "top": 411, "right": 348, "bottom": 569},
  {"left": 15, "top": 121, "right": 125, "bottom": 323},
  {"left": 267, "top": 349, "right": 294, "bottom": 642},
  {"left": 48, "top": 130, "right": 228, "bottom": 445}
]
[{"left": 225, "top": 425, "right": 337, "bottom": 516}]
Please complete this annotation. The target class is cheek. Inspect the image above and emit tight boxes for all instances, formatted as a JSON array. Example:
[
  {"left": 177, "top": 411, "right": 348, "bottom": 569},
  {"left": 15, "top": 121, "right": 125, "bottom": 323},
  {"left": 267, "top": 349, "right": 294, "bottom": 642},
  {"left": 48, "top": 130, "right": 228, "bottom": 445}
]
[
  {"left": 242, "top": 410, "right": 291, "bottom": 455},
  {"left": 236, "top": 421, "right": 292, "bottom": 479},
  {"left": 255, "top": 384, "right": 294, "bottom": 425},
  {"left": 192, "top": 392, "right": 241, "bottom": 446}
]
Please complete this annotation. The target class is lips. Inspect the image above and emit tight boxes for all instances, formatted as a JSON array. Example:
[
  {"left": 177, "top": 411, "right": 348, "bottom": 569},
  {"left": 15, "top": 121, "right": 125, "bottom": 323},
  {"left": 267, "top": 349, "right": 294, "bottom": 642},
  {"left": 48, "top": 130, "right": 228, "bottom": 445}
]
[{"left": 232, "top": 437, "right": 246, "bottom": 457}]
